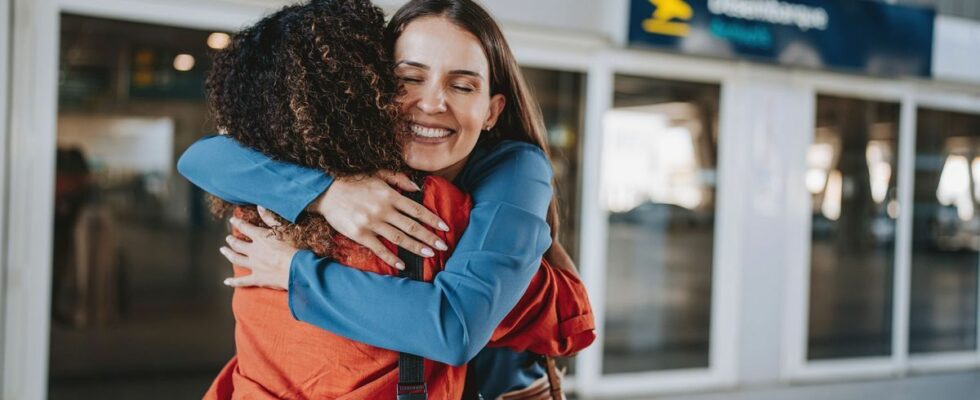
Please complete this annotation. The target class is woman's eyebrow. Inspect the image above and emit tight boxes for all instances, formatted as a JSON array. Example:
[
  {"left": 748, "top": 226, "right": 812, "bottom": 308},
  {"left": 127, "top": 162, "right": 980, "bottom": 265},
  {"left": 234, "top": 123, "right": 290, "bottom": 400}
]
[
  {"left": 448, "top": 69, "right": 483, "bottom": 80},
  {"left": 396, "top": 60, "right": 429, "bottom": 70},
  {"left": 396, "top": 60, "right": 484, "bottom": 80}
]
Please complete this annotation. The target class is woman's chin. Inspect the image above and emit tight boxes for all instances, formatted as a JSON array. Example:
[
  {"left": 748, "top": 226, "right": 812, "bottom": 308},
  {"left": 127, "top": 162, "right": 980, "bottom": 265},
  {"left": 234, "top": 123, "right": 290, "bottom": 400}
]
[
  {"left": 405, "top": 145, "right": 449, "bottom": 171},
  {"left": 404, "top": 136, "right": 475, "bottom": 178},
  {"left": 405, "top": 158, "right": 449, "bottom": 173}
]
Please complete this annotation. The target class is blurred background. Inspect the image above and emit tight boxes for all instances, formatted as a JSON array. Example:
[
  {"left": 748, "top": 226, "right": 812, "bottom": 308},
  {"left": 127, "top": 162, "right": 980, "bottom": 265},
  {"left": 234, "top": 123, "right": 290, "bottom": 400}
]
[{"left": 1, "top": 0, "right": 979, "bottom": 399}]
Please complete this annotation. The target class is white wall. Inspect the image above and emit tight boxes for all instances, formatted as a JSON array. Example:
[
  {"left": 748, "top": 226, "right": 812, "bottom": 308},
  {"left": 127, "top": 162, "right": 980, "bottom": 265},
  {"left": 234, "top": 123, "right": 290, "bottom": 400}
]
[
  {"left": 374, "top": 0, "right": 625, "bottom": 43},
  {"left": 3, "top": 0, "right": 59, "bottom": 397},
  {"left": 932, "top": 15, "right": 980, "bottom": 85},
  {"left": 0, "top": 0, "right": 10, "bottom": 395},
  {"left": 719, "top": 71, "right": 814, "bottom": 385}
]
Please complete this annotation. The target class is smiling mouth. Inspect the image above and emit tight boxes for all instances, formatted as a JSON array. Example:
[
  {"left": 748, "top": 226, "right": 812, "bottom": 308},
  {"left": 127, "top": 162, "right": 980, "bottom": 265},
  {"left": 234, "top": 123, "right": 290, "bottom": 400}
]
[{"left": 410, "top": 124, "right": 455, "bottom": 139}]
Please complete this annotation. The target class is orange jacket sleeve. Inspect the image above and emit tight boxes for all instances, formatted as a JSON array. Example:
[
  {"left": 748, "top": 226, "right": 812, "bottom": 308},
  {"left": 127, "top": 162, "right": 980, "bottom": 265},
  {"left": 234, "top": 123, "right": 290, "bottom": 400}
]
[{"left": 487, "top": 259, "right": 596, "bottom": 356}]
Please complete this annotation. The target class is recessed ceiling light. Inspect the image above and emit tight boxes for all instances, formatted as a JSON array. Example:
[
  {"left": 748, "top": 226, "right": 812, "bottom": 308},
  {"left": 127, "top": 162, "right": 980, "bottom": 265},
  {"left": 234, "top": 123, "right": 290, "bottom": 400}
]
[
  {"left": 173, "top": 54, "right": 195, "bottom": 72},
  {"left": 207, "top": 32, "right": 231, "bottom": 50}
]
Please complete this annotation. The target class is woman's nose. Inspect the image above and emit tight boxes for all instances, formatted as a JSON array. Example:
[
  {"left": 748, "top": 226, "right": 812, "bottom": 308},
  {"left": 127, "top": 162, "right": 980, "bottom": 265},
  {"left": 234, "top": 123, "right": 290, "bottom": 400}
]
[{"left": 416, "top": 85, "right": 447, "bottom": 114}]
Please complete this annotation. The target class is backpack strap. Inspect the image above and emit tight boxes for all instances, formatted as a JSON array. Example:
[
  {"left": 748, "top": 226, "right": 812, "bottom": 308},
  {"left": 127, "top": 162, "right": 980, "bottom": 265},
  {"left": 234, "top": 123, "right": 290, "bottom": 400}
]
[{"left": 397, "top": 179, "right": 427, "bottom": 400}]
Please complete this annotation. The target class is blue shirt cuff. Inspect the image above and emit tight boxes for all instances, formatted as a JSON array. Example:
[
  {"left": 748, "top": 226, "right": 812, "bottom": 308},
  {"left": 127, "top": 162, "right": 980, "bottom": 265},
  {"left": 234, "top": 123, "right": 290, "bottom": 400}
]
[{"left": 287, "top": 249, "right": 318, "bottom": 320}]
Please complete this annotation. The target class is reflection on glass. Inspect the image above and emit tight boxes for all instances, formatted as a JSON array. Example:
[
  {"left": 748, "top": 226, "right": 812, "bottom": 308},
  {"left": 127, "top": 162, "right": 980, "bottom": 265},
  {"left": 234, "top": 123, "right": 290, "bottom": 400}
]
[
  {"left": 50, "top": 15, "right": 232, "bottom": 398},
  {"left": 522, "top": 67, "right": 585, "bottom": 264},
  {"left": 910, "top": 109, "right": 980, "bottom": 353},
  {"left": 521, "top": 67, "right": 585, "bottom": 375},
  {"left": 601, "top": 75, "right": 719, "bottom": 373},
  {"left": 807, "top": 96, "right": 899, "bottom": 360}
]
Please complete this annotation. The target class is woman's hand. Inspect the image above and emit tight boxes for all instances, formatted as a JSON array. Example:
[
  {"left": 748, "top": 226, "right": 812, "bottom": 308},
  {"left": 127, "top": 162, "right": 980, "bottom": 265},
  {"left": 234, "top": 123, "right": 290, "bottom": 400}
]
[
  {"left": 309, "top": 170, "right": 450, "bottom": 270},
  {"left": 220, "top": 207, "right": 298, "bottom": 290}
]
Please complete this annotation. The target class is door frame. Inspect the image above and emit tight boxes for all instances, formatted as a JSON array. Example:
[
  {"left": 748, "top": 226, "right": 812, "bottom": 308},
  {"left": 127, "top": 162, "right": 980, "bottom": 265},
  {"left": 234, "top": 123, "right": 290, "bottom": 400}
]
[
  {"left": 570, "top": 48, "right": 742, "bottom": 398},
  {"left": 1, "top": 1, "right": 277, "bottom": 398},
  {"left": 778, "top": 69, "right": 980, "bottom": 383},
  {"left": 0, "top": 0, "right": 11, "bottom": 394}
]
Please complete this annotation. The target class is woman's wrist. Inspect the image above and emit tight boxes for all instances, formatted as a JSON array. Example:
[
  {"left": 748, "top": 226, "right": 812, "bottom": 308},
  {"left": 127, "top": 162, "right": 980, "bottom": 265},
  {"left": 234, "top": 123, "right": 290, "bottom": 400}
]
[
  {"left": 306, "top": 189, "right": 329, "bottom": 215},
  {"left": 279, "top": 248, "right": 300, "bottom": 289}
]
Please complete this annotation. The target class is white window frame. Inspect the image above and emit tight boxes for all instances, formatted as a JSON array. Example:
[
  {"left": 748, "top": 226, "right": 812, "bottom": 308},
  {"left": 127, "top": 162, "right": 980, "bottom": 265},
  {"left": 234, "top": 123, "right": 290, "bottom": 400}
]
[
  {"left": 564, "top": 47, "right": 742, "bottom": 398},
  {"left": 1, "top": 1, "right": 278, "bottom": 398},
  {"left": 904, "top": 89, "right": 980, "bottom": 376},
  {"left": 779, "top": 70, "right": 980, "bottom": 383},
  {"left": 0, "top": 0, "right": 10, "bottom": 395}
]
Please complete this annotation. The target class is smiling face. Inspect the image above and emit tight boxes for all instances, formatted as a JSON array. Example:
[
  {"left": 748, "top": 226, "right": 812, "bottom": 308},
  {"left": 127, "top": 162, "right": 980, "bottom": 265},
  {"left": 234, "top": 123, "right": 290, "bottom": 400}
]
[{"left": 394, "top": 16, "right": 505, "bottom": 180}]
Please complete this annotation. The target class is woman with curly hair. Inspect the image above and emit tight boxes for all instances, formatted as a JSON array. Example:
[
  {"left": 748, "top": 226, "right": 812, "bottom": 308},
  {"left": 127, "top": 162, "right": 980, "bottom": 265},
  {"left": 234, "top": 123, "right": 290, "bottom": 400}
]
[
  {"left": 202, "top": 0, "right": 408, "bottom": 252},
  {"left": 179, "top": 0, "right": 595, "bottom": 398}
]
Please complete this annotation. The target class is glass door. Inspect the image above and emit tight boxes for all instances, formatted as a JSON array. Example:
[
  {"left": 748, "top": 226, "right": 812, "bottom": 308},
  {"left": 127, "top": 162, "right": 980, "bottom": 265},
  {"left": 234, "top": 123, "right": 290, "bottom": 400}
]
[
  {"left": 49, "top": 14, "right": 232, "bottom": 399},
  {"left": 600, "top": 75, "right": 721, "bottom": 374},
  {"left": 806, "top": 95, "right": 901, "bottom": 362},
  {"left": 909, "top": 108, "right": 980, "bottom": 356},
  {"left": 792, "top": 89, "right": 980, "bottom": 380}
]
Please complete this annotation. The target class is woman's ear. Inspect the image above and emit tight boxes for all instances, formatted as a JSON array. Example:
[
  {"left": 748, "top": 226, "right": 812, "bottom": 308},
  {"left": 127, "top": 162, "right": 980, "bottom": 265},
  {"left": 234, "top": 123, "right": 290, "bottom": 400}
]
[{"left": 484, "top": 94, "right": 506, "bottom": 130}]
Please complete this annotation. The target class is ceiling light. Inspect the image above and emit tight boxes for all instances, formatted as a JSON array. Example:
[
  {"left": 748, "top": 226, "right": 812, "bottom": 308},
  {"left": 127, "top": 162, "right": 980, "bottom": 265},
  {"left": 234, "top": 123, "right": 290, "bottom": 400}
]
[
  {"left": 173, "top": 54, "right": 195, "bottom": 72},
  {"left": 207, "top": 32, "right": 231, "bottom": 50}
]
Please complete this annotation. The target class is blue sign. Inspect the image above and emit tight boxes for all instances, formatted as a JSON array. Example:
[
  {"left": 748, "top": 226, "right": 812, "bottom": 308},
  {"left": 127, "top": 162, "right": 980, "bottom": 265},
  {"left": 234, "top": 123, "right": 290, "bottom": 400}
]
[{"left": 628, "top": 0, "right": 935, "bottom": 77}]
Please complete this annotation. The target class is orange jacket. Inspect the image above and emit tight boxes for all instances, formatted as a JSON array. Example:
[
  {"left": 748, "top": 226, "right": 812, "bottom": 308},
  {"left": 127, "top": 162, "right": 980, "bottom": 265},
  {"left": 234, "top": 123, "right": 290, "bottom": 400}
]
[{"left": 205, "top": 176, "right": 594, "bottom": 399}]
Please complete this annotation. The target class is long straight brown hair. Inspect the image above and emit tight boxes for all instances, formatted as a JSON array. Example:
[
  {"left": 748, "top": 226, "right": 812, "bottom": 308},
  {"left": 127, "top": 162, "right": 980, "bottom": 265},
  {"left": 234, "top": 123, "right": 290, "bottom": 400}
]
[{"left": 386, "top": 0, "right": 564, "bottom": 253}]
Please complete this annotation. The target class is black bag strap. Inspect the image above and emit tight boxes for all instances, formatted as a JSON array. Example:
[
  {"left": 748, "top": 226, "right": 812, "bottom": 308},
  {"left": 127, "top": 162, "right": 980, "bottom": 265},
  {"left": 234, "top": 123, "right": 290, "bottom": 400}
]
[{"left": 397, "top": 178, "right": 427, "bottom": 400}]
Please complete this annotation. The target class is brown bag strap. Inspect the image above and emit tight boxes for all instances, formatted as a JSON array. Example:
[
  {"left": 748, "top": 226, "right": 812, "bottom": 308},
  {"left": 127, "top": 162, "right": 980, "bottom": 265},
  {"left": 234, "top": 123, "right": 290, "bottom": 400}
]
[{"left": 544, "top": 357, "right": 562, "bottom": 400}]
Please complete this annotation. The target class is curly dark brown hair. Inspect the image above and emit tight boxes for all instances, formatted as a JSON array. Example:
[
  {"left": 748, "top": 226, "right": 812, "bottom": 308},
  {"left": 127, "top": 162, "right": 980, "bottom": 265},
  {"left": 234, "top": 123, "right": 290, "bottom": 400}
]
[{"left": 206, "top": 0, "right": 407, "bottom": 254}]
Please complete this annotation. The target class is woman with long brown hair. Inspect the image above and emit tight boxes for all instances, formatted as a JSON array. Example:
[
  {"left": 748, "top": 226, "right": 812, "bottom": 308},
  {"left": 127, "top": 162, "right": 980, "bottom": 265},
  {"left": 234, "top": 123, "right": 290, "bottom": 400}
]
[{"left": 179, "top": 0, "right": 593, "bottom": 397}]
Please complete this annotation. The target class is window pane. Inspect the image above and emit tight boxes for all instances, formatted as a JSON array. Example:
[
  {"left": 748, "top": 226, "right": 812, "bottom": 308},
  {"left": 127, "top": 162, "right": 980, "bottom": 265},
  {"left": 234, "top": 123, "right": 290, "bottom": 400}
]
[
  {"left": 910, "top": 108, "right": 980, "bottom": 353},
  {"left": 521, "top": 67, "right": 586, "bottom": 375},
  {"left": 50, "top": 15, "right": 231, "bottom": 398},
  {"left": 807, "top": 95, "right": 899, "bottom": 360},
  {"left": 601, "top": 75, "right": 719, "bottom": 373},
  {"left": 522, "top": 67, "right": 586, "bottom": 264}
]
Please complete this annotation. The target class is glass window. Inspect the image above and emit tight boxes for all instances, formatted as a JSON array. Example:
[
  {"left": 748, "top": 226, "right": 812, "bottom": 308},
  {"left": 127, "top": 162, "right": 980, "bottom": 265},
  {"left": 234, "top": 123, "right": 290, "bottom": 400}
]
[
  {"left": 50, "top": 15, "right": 231, "bottom": 398},
  {"left": 601, "top": 75, "right": 720, "bottom": 373},
  {"left": 522, "top": 67, "right": 585, "bottom": 375},
  {"left": 909, "top": 108, "right": 980, "bottom": 354},
  {"left": 522, "top": 67, "right": 586, "bottom": 264},
  {"left": 807, "top": 95, "right": 900, "bottom": 360}
]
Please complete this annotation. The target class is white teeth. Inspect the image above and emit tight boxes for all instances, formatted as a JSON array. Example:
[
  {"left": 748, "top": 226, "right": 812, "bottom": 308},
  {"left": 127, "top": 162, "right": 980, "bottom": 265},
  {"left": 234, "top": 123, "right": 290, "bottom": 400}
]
[{"left": 411, "top": 124, "right": 452, "bottom": 138}]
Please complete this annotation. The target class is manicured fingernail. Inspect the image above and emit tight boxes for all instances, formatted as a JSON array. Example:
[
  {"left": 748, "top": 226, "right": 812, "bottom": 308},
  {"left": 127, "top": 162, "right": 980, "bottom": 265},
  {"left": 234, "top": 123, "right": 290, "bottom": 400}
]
[
  {"left": 435, "top": 240, "right": 448, "bottom": 251},
  {"left": 257, "top": 205, "right": 266, "bottom": 212},
  {"left": 438, "top": 222, "right": 450, "bottom": 232},
  {"left": 223, "top": 278, "right": 233, "bottom": 286},
  {"left": 421, "top": 247, "right": 435, "bottom": 257},
  {"left": 395, "top": 262, "right": 405, "bottom": 271},
  {"left": 411, "top": 182, "right": 422, "bottom": 191}
]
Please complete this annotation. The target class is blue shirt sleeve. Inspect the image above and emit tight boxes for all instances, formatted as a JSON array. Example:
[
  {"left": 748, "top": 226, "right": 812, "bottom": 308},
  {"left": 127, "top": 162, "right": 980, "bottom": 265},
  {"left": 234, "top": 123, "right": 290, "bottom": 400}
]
[
  {"left": 289, "top": 144, "right": 554, "bottom": 366},
  {"left": 176, "top": 135, "right": 333, "bottom": 223}
]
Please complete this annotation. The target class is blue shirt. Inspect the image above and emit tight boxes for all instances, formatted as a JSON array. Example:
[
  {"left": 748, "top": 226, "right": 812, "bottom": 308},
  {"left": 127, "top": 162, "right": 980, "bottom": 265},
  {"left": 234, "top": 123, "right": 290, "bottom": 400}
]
[{"left": 177, "top": 135, "right": 551, "bottom": 395}]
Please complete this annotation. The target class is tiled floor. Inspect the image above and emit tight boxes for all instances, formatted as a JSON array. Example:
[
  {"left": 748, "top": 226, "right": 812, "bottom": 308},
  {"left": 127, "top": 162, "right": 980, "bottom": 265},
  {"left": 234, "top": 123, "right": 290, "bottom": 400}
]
[
  {"left": 652, "top": 371, "right": 980, "bottom": 400},
  {"left": 49, "top": 373, "right": 216, "bottom": 400}
]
